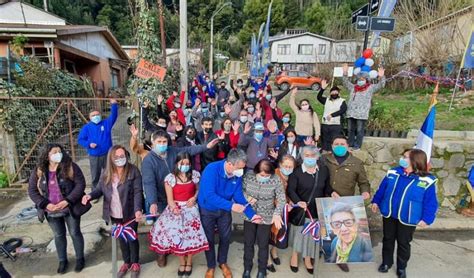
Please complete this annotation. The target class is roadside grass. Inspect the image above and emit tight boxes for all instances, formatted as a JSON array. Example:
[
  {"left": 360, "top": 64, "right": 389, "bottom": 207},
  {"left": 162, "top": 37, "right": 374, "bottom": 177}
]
[{"left": 276, "top": 86, "right": 474, "bottom": 131}]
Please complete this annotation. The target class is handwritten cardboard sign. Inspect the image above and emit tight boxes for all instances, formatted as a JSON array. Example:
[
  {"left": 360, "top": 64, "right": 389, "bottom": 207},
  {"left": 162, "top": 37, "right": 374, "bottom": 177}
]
[{"left": 134, "top": 59, "right": 166, "bottom": 82}]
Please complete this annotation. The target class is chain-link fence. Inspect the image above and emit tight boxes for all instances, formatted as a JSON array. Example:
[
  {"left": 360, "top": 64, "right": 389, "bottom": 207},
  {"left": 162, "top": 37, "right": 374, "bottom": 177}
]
[{"left": 0, "top": 97, "right": 132, "bottom": 185}]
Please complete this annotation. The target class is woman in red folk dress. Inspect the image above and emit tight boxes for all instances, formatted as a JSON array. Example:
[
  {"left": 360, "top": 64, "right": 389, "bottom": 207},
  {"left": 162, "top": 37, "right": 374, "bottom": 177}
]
[{"left": 149, "top": 152, "right": 208, "bottom": 277}]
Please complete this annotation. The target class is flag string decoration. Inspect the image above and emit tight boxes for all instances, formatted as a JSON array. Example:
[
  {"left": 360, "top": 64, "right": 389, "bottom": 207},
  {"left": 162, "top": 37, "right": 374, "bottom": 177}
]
[
  {"left": 301, "top": 209, "right": 321, "bottom": 242},
  {"left": 383, "top": 70, "right": 469, "bottom": 88},
  {"left": 278, "top": 204, "right": 320, "bottom": 242}
]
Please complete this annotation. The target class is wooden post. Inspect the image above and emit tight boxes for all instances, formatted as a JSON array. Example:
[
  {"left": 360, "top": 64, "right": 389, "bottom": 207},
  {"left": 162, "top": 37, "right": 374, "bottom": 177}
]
[
  {"left": 66, "top": 100, "right": 76, "bottom": 161},
  {"left": 157, "top": 0, "right": 167, "bottom": 63}
]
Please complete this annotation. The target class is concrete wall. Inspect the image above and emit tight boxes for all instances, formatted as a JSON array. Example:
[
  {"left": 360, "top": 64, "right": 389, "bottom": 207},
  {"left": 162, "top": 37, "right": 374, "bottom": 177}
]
[
  {"left": 354, "top": 137, "right": 474, "bottom": 211},
  {"left": 59, "top": 32, "right": 121, "bottom": 60}
]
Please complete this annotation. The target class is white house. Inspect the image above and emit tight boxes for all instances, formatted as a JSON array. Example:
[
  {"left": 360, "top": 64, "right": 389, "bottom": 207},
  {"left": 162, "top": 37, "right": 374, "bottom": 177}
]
[{"left": 269, "top": 29, "right": 365, "bottom": 73}]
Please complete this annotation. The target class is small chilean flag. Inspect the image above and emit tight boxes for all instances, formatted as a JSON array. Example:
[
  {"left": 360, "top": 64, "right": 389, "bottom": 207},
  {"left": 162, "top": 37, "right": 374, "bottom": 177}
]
[{"left": 415, "top": 83, "right": 438, "bottom": 162}]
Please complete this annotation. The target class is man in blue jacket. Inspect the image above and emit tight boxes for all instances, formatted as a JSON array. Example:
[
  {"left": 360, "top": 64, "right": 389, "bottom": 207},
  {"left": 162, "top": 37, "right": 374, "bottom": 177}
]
[
  {"left": 142, "top": 129, "right": 219, "bottom": 267},
  {"left": 198, "top": 149, "right": 262, "bottom": 278},
  {"left": 78, "top": 99, "right": 118, "bottom": 190}
]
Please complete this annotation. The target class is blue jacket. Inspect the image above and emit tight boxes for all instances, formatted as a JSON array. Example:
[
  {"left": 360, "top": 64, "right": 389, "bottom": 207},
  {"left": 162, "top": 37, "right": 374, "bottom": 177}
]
[
  {"left": 78, "top": 103, "right": 118, "bottom": 156},
  {"left": 142, "top": 144, "right": 207, "bottom": 208},
  {"left": 372, "top": 167, "right": 438, "bottom": 226},
  {"left": 197, "top": 160, "right": 256, "bottom": 219},
  {"left": 198, "top": 74, "right": 216, "bottom": 98},
  {"left": 249, "top": 75, "right": 269, "bottom": 92}
]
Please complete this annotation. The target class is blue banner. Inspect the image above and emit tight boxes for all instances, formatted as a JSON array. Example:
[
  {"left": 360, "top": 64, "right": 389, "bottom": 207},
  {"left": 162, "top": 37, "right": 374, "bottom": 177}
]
[
  {"left": 260, "top": 0, "right": 273, "bottom": 75},
  {"left": 462, "top": 28, "right": 474, "bottom": 69}
]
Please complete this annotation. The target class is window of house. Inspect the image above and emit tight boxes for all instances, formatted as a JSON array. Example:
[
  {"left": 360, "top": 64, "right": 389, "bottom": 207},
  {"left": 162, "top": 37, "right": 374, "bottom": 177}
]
[
  {"left": 318, "top": 44, "right": 326, "bottom": 55},
  {"left": 298, "top": 44, "right": 313, "bottom": 55},
  {"left": 63, "top": 59, "right": 76, "bottom": 74},
  {"left": 277, "top": 44, "right": 291, "bottom": 55},
  {"left": 336, "top": 45, "right": 347, "bottom": 55},
  {"left": 111, "top": 68, "right": 120, "bottom": 89}
]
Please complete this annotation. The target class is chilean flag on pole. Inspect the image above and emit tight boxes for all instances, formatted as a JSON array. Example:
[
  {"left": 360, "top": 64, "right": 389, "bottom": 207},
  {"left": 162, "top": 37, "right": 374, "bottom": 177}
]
[{"left": 415, "top": 83, "right": 438, "bottom": 162}]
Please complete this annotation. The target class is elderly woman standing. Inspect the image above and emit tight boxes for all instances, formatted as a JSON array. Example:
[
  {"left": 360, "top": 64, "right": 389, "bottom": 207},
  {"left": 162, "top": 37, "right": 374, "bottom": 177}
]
[
  {"left": 242, "top": 159, "right": 286, "bottom": 278},
  {"left": 28, "top": 143, "right": 86, "bottom": 274},
  {"left": 287, "top": 146, "right": 333, "bottom": 274}
]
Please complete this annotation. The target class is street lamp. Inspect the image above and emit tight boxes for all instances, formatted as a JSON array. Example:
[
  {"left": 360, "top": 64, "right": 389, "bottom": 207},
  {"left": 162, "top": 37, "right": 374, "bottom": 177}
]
[{"left": 209, "top": 1, "right": 232, "bottom": 78}]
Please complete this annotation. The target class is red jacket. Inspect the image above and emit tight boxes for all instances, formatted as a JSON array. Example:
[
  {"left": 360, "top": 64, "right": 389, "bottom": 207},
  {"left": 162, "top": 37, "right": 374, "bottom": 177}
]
[
  {"left": 261, "top": 98, "right": 282, "bottom": 126},
  {"left": 215, "top": 130, "right": 240, "bottom": 159},
  {"left": 166, "top": 91, "right": 186, "bottom": 125}
]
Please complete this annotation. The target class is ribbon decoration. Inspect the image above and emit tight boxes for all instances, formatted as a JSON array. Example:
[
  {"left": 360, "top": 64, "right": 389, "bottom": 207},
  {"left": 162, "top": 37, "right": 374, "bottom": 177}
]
[
  {"left": 277, "top": 203, "right": 296, "bottom": 242},
  {"left": 301, "top": 209, "right": 321, "bottom": 242},
  {"left": 385, "top": 70, "right": 470, "bottom": 89},
  {"left": 111, "top": 224, "right": 137, "bottom": 242},
  {"left": 110, "top": 213, "right": 159, "bottom": 242}
]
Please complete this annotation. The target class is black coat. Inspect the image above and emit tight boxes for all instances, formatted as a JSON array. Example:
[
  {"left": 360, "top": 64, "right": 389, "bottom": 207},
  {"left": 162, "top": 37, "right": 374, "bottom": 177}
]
[
  {"left": 196, "top": 131, "right": 218, "bottom": 170},
  {"left": 90, "top": 164, "right": 143, "bottom": 223},
  {"left": 28, "top": 163, "right": 86, "bottom": 221}
]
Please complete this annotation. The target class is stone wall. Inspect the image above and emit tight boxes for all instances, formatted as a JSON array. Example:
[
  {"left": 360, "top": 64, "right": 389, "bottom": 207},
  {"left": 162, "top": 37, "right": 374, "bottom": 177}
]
[{"left": 353, "top": 137, "right": 474, "bottom": 211}]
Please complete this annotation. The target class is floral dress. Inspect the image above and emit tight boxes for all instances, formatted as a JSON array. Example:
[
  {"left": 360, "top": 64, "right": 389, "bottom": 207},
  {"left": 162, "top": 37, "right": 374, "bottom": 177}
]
[{"left": 149, "top": 170, "right": 209, "bottom": 256}]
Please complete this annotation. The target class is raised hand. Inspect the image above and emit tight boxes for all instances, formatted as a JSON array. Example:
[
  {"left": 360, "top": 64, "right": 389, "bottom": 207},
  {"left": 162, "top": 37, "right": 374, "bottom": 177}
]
[
  {"left": 321, "top": 79, "right": 328, "bottom": 90},
  {"left": 342, "top": 63, "right": 349, "bottom": 75},
  {"left": 157, "top": 94, "right": 164, "bottom": 105},
  {"left": 218, "top": 132, "right": 225, "bottom": 140},
  {"left": 255, "top": 108, "right": 262, "bottom": 119},
  {"left": 195, "top": 98, "right": 202, "bottom": 107},
  {"left": 207, "top": 138, "right": 220, "bottom": 148},
  {"left": 269, "top": 149, "right": 278, "bottom": 159},
  {"left": 232, "top": 121, "right": 240, "bottom": 133},
  {"left": 378, "top": 66, "right": 385, "bottom": 77},
  {"left": 224, "top": 105, "right": 232, "bottom": 114},
  {"left": 291, "top": 87, "right": 298, "bottom": 95},
  {"left": 304, "top": 137, "right": 315, "bottom": 146},
  {"left": 129, "top": 124, "right": 139, "bottom": 137},
  {"left": 172, "top": 91, "right": 179, "bottom": 97},
  {"left": 243, "top": 122, "right": 252, "bottom": 134}
]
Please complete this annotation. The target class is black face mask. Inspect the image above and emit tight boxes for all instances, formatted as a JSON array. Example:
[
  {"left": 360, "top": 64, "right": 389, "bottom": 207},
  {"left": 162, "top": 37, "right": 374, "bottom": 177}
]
[
  {"left": 330, "top": 94, "right": 339, "bottom": 99},
  {"left": 203, "top": 128, "right": 212, "bottom": 134},
  {"left": 187, "top": 133, "right": 195, "bottom": 140},
  {"left": 221, "top": 85, "right": 226, "bottom": 89}
]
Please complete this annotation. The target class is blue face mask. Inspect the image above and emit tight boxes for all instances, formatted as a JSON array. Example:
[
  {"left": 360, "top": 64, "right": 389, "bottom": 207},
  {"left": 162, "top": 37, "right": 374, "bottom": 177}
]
[
  {"left": 201, "top": 108, "right": 209, "bottom": 113},
  {"left": 248, "top": 107, "right": 255, "bottom": 113},
  {"left": 357, "top": 80, "right": 366, "bottom": 86},
  {"left": 280, "top": 168, "right": 293, "bottom": 176},
  {"left": 265, "top": 95, "right": 272, "bottom": 101},
  {"left": 219, "top": 112, "right": 225, "bottom": 118},
  {"left": 194, "top": 88, "right": 199, "bottom": 93},
  {"left": 254, "top": 133, "right": 263, "bottom": 142},
  {"left": 282, "top": 117, "right": 290, "bottom": 123},
  {"left": 303, "top": 157, "right": 317, "bottom": 167},
  {"left": 179, "top": 165, "right": 190, "bottom": 173},
  {"left": 399, "top": 157, "right": 409, "bottom": 169},
  {"left": 91, "top": 115, "right": 101, "bottom": 124},
  {"left": 332, "top": 145, "right": 348, "bottom": 157},
  {"left": 249, "top": 94, "right": 256, "bottom": 99},
  {"left": 257, "top": 175, "right": 271, "bottom": 183},
  {"left": 153, "top": 144, "right": 168, "bottom": 154}
]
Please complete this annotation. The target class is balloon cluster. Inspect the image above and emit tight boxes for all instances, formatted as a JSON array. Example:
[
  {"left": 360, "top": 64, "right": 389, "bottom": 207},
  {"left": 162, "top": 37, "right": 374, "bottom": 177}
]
[{"left": 353, "top": 49, "right": 378, "bottom": 79}]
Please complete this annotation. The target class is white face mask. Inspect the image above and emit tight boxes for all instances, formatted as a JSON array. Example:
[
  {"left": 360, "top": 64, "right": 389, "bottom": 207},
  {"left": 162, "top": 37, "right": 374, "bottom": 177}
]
[
  {"left": 232, "top": 168, "right": 244, "bottom": 177},
  {"left": 114, "top": 158, "right": 127, "bottom": 167},
  {"left": 50, "top": 152, "right": 63, "bottom": 163}
]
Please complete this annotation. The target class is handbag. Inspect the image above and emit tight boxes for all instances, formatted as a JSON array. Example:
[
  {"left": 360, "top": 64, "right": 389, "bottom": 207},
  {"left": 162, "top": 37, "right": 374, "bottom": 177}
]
[
  {"left": 270, "top": 223, "right": 289, "bottom": 249},
  {"left": 70, "top": 195, "right": 92, "bottom": 219},
  {"left": 289, "top": 171, "right": 319, "bottom": 226}
]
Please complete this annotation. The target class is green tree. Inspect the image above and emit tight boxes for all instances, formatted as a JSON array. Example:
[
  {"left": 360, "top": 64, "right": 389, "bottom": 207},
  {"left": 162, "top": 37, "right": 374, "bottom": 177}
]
[{"left": 302, "top": 1, "right": 329, "bottom": 34}]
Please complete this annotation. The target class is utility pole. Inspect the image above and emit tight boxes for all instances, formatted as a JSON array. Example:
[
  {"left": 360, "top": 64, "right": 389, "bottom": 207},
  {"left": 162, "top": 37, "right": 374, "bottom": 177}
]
[
  {"left": 157, "top": 0, "right": 167, "bottom": 63},
  {"left": 43, "top": 0, "right": 48, "bottom": 12},
  {"left": 363, "top": 0, "right": 371, "bottom": 50},
  {"left": 179, "top": 0, "right": 188, "bottom": 93},
  {"left": 209, "top": 2, "right": 232, "bottom": 78}
]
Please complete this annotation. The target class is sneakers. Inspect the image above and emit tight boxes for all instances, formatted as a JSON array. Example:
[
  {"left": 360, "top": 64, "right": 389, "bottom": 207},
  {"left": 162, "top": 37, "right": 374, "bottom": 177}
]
[
  {"left": 117, "top": 263, "right": 130, "bottom": 278},
  {"left": 130, "top": 263, "right": 140, "bottom": 278}
]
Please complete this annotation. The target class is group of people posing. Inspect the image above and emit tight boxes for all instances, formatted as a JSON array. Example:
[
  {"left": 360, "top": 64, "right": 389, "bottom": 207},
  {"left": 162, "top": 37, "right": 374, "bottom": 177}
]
[{"left": 27, "top": 68, "right": 438, "bottom": 278}]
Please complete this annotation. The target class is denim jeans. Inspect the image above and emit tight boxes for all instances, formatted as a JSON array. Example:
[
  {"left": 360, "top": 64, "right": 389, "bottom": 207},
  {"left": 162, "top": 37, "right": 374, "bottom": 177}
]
[
  {"left": 200, "top": 208, "right": 232, "bottom": 269},
  {"left": 347, "top": 118, "right": 367, "bottom": 149},
  {"left": 47, "top": 213, "right": 84, "bottom": 262}
]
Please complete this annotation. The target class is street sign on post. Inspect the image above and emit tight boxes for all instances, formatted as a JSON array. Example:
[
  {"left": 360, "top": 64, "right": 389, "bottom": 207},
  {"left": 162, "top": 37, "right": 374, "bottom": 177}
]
[
  {"left": 370, "top": 0, "right": 380, "bottom": 13},
  {"left": 370, "top": 17, "right": 396, "bottom": 32},
  {"left": 351, "top": 4, "right": 369, "bottom": 24},
  {"left": 356, "top": 16, "right": 369, "bottom": 31}
]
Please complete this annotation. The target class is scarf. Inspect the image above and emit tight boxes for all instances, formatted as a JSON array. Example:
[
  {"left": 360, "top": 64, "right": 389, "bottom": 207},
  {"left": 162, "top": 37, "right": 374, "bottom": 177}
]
[
  {"left": 354, "top": 83, "right": 370, "bottom": 92},
  {"left": 336, "top": 235, "right": 357, "bottom": 263}
]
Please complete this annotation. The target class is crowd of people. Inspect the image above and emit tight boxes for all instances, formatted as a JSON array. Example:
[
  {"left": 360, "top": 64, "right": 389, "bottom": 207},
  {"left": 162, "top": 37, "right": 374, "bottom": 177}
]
[{"left": 27, "top": 68, "right": 438, "bottom": 278}]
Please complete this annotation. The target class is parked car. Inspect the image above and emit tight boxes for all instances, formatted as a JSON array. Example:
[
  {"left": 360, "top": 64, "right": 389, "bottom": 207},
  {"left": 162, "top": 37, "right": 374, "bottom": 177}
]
[{"left": 275, "top": 70, "right": 322, "bottom": 91}]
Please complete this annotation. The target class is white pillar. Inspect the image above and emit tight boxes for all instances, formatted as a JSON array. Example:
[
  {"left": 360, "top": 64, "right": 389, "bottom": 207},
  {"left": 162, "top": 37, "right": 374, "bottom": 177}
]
[{"left": 179, "top": 0, "right": 188, "bottom": 92}]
